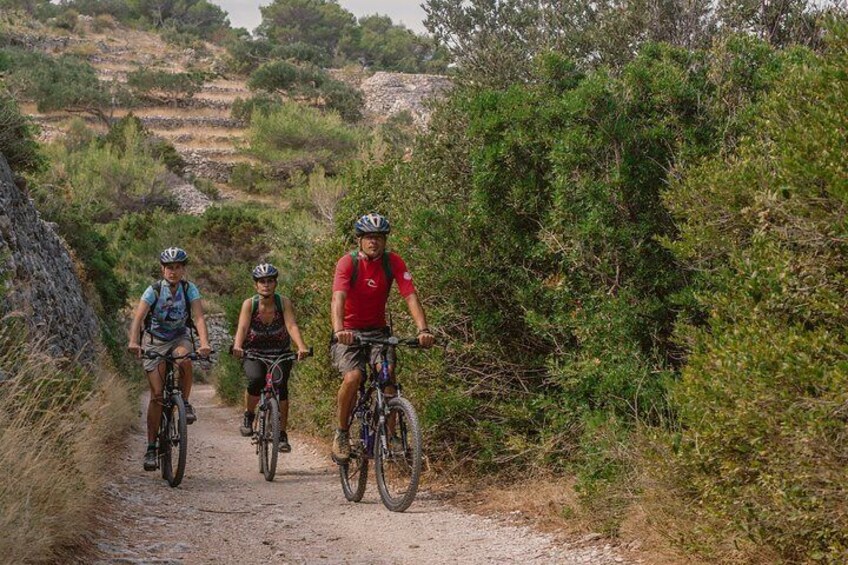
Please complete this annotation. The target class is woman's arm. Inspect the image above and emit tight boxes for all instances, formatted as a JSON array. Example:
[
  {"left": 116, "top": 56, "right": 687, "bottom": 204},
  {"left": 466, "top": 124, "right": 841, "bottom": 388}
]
[
  {"left": 191, "top": 299, "right": 212, "bottom": 356},
  {"left": 127, "top": 299, "right": 151, "bottom": 356}
]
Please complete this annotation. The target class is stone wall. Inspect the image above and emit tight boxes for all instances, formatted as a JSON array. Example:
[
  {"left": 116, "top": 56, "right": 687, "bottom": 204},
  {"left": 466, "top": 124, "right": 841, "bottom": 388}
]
[
  {"left": 0, "top": 153, "right": 100, "bottom": 361},
  {"left": 360, "top": 72, "right": 453, "bottom": 129}
]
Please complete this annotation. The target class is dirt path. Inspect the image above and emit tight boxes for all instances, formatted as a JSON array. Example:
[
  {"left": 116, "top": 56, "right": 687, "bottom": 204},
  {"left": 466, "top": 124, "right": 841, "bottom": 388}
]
[{"left": 94, "top": 384, "right": 632, "bottom": 564}]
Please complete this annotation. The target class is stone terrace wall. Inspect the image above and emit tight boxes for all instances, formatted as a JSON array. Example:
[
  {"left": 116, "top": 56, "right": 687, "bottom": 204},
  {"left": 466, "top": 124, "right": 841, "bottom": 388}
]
[
  {"left": 0, "top": 153, "right": 99, "bottom": 361},
  {"left": 360, "top": 72, "right": 453, "bottom": 128}
]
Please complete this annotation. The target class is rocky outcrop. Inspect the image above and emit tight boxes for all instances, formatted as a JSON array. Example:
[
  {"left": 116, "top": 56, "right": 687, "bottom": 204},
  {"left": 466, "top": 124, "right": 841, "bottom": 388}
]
[
  {"left": 0, "top": 153, "right": 99, "bottom": 361},
  {"left": 360, "top": 72, "right": 453, "bottom": 128}
]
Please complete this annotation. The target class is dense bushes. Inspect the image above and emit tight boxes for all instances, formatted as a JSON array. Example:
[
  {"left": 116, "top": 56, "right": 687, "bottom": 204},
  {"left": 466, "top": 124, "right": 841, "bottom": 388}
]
[
  {"left": 659, "top": 25, "right": 848, "bottom": 562},
  {"left": 297, "top": 20, "right": 848, "bottom": 561}
]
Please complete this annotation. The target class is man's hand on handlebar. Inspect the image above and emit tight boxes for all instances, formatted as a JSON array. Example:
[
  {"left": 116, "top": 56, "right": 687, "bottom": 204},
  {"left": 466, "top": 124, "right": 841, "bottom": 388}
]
[
  {"left": 231, "top": 346, "right": 244, "bottom": 359},
  {"left": 417, "top": 329, "right": 435, "bottom": 348},
  {"left": 198, "top": 345, "right": 212, "bottom": 358},
  {"left": 297, "top": 347, "right": 311, "bottom": 360},
  {"left": 335, "top": 329, "right": 355, "bottom": 346}
]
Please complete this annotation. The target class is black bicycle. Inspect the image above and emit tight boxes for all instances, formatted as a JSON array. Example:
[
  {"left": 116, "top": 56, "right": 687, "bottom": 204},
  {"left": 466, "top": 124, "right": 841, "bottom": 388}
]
[
  {"left": 142, "top": 350, "right": 208, "bottom": 487},
  {"left": 339, "top": 335, "right": 424, "bottom": 512},
  {"left": 243, "top": 349, "right": 312, "bottom": 481}
]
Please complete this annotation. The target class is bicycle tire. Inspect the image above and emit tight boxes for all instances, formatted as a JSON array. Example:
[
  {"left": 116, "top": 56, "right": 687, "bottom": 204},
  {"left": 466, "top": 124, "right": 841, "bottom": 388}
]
[
  {"left": 375, "top": 397, "right": 422, "bottom": 512},
  {"left": 256, "top": 405, "right": 265, "bottom": 474},
  {"left": 260, "top": 396, "right": 280, "bottom": 481},
  {"left": 159, "top": 404, "right": 172, "bottom": 481},
  {"left": 161, "top": 394, "right": 187, "bottom": 487},
  {"left": 340, "top": 411, "right": 369, "bottom": 502}
]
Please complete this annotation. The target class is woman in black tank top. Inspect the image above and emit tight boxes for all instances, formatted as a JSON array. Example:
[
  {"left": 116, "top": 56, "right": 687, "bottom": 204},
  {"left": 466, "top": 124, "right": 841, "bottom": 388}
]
[{"left": 232, "top": 264, "right": 310, "bottom": 452}]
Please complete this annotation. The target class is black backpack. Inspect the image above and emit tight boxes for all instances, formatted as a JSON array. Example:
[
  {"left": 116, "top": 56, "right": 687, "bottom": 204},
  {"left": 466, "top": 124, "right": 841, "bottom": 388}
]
[
  {"left": 142, "top": 280, "right": 195, "bottom": 339},
  {"left": 349, "top": 251, "right": 394, "bottom": 292}
]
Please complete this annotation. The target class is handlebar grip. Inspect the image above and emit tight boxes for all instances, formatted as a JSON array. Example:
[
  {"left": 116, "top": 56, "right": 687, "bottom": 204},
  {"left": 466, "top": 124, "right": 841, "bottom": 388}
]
[{"left": 307, "top": 346, "right": 314, "bottom": 357}]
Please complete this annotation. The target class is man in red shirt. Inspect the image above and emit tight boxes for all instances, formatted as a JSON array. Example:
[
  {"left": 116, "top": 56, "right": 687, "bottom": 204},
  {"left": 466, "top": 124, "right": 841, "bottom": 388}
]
[{"left": 330, "top": 213, "right": 434, "bottom": 462}]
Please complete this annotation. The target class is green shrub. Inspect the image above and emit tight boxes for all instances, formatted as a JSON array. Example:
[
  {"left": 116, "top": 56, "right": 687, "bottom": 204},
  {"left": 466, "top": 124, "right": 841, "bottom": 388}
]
[
  {"left": 0, "top": 93, "right": 42, "bottom": 173},
  {"left": 231, "top": 94, "right": 281, "bottom": 123},
  {"left": 661, "top": 23, "right": 848, "bottom": 563},
  {"left": 126, "top": 68, "right": 206, "bottom": 101},
  {"left": 245, "top": 101, "right": 363, "bottom": 171},
  {"left": 35, "top": 117, "right": 172, "bottom": 222}
]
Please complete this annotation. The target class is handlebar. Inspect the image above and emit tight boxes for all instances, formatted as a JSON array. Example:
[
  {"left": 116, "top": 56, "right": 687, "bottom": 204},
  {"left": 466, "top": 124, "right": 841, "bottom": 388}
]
[
  {"left": 242, "top": 347, "right": 314, "bottom": 363},
  {"left": 353, "top": 335, "right": 422, "bottom": 348},
  {"left": 141, "top": 349, "right": 216, "bottom": 361}
]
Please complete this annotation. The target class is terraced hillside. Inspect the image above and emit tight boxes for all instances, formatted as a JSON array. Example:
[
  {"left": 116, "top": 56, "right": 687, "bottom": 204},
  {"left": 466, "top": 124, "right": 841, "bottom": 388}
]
[
  {"left": 7, "top": 16, "right": 452, "bottom": 207},
  {"left": 11, "top": 17, "right": 252, "bottom": 193}
]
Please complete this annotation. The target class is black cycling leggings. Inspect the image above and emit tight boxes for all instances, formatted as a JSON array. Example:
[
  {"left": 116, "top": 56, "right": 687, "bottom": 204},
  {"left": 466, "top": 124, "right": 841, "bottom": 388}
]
[{"left": 243, "top": 358, "right": 292, "bottom": 400}]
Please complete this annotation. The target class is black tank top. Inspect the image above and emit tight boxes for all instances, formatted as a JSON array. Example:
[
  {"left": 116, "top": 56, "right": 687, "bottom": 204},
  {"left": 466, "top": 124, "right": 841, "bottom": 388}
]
[{"left": 244, "top": 299, "right": 290, "bottom": 352}]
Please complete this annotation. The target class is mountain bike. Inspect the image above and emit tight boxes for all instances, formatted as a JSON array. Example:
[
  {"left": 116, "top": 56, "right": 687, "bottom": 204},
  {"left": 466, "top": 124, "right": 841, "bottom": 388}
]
[
  {"left": 339, "top": 335, "right": 424, "bottom": 512},
  {"left": 243, "top": 348, "right": 312, "bottom": 481},
  {"left": 142, "top": 349, "right": 209, "bottom": 487}
]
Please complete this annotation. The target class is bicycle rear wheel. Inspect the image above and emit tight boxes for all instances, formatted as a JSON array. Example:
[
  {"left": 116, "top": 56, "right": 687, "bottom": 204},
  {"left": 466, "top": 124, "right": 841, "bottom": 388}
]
[
  {"left": 340, "top": 412, "right": 368, "bottom": 502},
  {"left": 160, "top": 394, "right": 187, "bottom": 487},
  {"left": 259, "top": 396, "right": 280, "bottom": 481},
  {"left": 375, "top": 397, "right": 422, "bottom": 512}
]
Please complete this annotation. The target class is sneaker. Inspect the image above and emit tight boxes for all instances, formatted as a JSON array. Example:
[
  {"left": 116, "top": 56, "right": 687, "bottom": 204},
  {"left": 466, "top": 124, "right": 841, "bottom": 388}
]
[
  {"left": 185, "top": 402, "right": 197, "bottom": 425},
  {"left": 279, "top": 431, "right": 291, "bottom": 453},
  {"left": 332, "top": 429, "right": 350, "bottom": 462},
  {"left": 240, "top": 411, "right": 254, "bottom": 437},
  {"left": 143, "top": 446, "right": 157, "bottom": 471}
]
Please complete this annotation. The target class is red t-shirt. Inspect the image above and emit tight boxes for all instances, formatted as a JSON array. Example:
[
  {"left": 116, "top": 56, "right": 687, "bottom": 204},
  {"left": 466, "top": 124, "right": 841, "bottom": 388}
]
[{"left": 333, "top": 251, "right": 417, "bottom": 330}]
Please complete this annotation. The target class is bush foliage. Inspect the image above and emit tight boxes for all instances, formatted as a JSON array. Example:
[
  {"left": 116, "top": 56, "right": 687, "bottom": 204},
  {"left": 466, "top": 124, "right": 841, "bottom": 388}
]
[{"left": 292, "top": 20, "right": 847, "bottom": 562}]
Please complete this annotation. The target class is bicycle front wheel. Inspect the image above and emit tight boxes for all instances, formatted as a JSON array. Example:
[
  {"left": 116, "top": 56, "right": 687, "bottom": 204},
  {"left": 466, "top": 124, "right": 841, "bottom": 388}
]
[
  {"left": 340, "top": 412, "right": 369, "bottom": 502},
  {"left": 375, "top": 397, "right": 422, "bottom": 512},
  {"left": 160, "top": 394, "right": 187, "bottom": 487},
  {"left": 259, "top": 396, "right": 280, "bottom": 481}
]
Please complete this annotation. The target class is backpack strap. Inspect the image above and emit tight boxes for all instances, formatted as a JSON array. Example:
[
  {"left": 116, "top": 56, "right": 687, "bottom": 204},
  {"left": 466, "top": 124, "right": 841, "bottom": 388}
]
[
  {"left": 349, "top": 250, "right": 360, "bottom": 286},
  {"left": 181, "top": 280, "right": 195, "bottom": 329},
  {"left": 382, "top": 251, "right": 394, "bottom": 285}
]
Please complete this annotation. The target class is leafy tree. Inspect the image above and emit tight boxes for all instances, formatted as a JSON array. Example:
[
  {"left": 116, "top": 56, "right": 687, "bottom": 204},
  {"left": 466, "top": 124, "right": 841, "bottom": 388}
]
[
  {"left": 423, "top": 0, "right": 839, "bottom": 85},
  {"left": 340, "top": 14, "right": 448, "bottom": 73},
  {"left": 257, "top": 0, "right": 356, "bottom": 57},
  {"left": 2, "top": 48, "right": 121, "bottom": 125}
]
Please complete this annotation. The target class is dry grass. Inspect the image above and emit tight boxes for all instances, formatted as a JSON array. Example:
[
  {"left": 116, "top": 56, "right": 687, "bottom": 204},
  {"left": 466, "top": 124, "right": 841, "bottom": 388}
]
[{"left": 0, "top": 326, "right": 133, "bottom": 563}]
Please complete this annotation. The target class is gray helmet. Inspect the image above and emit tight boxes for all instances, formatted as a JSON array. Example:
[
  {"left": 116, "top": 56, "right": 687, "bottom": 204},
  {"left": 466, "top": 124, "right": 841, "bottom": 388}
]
[
  {"left": 160, "top": 247, "right": 188, "bottom": 264},
  {"left": 354, "top": 213, "right": 390, "bottom": 236},
  {"left": 252, "top": 263, "right": 279, "bottom": 280}
]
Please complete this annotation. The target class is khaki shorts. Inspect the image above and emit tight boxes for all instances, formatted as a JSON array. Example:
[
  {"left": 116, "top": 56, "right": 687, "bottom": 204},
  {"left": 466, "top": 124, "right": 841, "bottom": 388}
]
[
  {"left": 142, "top": 335, "right": 193, "bottom": 373},
  {"left": 330, "top": 328, "right": 396, "bottom": 375}
]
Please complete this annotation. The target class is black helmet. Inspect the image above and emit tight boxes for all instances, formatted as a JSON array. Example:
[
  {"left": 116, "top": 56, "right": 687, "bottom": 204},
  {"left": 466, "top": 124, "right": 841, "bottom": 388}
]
[
  {"left": 354, "top": 213, "right": 390, "bottom": 236},
  {"left": 160, "top": 247, "right": 188, "bottom": 264},
  {"left": 252, "top": 263, "right": 279, "bottom": 280}
]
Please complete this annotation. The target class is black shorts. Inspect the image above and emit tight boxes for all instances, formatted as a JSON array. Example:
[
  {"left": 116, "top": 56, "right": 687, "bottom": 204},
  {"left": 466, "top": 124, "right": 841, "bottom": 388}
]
[{"left": 243, "top": 357, "right": 292, "bottom": 399}]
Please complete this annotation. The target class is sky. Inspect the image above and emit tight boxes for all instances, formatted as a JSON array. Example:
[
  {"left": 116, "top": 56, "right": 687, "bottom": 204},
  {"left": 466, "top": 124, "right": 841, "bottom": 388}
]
[{"left": 210, "top": 1, "right": 429, "bottom": 35}]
